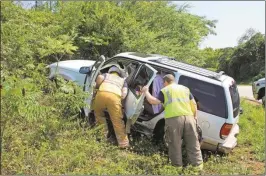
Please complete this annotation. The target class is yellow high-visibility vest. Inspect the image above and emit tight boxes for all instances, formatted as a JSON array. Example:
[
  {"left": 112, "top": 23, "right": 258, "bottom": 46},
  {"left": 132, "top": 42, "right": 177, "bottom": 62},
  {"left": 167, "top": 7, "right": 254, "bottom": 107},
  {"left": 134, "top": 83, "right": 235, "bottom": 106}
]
[
  {"left": 161, "top": 83, "right": 193, "bottom": 118},
  {"left": 99, "top": 73, "right": 124, "bottom": 97}
]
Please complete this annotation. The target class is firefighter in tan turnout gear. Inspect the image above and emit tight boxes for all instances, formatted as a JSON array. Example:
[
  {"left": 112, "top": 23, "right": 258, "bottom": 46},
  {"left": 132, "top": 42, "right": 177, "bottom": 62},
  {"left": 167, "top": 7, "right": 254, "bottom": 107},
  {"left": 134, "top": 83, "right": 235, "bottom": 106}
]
[
  {"left": 142, "top": 74, "right": 203, "bottom": 170},
  {"left": 94, "top": 65, "right": 129, "bottom": 148}
]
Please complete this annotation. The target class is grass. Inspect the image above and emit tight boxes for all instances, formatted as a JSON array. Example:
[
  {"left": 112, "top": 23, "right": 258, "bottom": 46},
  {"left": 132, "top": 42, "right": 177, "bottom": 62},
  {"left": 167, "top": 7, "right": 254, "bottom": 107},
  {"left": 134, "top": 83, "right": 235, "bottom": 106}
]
[
  {"left": 238, "top": 99, "right": 265, "bottom": 161},
  {"left": 2, "top": 99, "right": 265, "bottom": 175}
]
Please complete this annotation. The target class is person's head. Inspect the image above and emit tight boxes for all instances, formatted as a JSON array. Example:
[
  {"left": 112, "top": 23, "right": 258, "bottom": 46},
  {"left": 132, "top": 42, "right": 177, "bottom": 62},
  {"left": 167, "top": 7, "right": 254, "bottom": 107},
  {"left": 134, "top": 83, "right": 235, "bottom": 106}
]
[
  {"left": 108, "top": 65, "right": 122, "bottom": 77},
  {"left": 163, "top": 74, "right": 175, "bottom": 87}
]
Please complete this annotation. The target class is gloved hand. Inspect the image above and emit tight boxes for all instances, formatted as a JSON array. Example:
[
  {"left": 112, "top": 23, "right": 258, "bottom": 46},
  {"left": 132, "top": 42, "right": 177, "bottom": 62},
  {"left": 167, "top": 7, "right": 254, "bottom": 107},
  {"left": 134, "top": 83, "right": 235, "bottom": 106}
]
[{"left": 141, "top": 85, "right": 149, "bottom": 94}]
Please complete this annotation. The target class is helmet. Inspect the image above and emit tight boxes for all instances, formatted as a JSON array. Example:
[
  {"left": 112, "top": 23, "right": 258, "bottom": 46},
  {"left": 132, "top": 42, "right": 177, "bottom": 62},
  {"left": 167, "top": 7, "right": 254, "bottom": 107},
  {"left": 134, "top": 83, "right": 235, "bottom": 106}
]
[{"left": 108, "top": 65, "right": 122, "bottom": 76}]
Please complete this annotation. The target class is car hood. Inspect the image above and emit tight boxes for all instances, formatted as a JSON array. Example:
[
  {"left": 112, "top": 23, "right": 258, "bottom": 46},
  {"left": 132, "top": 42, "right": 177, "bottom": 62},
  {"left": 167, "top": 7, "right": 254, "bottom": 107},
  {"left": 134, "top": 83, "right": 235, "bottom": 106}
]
[
  {"left": 49, "top": 60, "right": 96, "bottom": 73},
  {"left": 258, "top": 78, "right": 265, "bottom": 82}
]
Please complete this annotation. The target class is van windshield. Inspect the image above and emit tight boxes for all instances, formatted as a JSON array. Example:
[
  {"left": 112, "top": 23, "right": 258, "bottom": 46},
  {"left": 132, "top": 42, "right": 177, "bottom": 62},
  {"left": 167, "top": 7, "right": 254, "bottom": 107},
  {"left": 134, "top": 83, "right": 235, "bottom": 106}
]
[
  {"left": 229, "top": 82, "right": 240, "bottom": 118},
  {"left": 178, "top": 75, "right": 227, "bottom": 118}
]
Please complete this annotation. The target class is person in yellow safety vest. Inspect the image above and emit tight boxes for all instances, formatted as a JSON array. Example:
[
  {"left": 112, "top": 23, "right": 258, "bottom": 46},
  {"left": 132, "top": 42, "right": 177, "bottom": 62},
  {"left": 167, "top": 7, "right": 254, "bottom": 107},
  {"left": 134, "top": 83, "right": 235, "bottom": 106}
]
[
  {"left": 94, "top": 65, "right": 130, "bottom": 148},
  {"left": 141, "top": 74, "right": 203, "bottom": 170}
]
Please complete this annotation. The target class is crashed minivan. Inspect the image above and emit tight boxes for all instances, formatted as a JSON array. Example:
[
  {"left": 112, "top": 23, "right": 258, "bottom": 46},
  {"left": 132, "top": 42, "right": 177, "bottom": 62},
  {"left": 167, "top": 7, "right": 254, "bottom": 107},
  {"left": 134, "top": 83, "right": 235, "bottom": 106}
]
[{"left": 48, "top": 52, "right": 241, "bottom": 153}]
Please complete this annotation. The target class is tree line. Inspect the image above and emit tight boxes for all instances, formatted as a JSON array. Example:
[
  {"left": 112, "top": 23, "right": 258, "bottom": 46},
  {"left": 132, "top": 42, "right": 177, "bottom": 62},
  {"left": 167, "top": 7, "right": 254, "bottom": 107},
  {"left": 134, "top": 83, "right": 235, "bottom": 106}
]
[
  {"left": 2, "top": 2, "right": 264, "bottom": 82},
  {"left": 200, "top": 28, "right": 265, "bottom": 82}
]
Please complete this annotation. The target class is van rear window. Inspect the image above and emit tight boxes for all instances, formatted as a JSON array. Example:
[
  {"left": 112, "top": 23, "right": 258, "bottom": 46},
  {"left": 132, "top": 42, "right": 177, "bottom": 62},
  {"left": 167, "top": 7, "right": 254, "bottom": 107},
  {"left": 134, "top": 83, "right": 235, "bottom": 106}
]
[{"left": 178, "top": 76, "right": 227, "bottom": 118}]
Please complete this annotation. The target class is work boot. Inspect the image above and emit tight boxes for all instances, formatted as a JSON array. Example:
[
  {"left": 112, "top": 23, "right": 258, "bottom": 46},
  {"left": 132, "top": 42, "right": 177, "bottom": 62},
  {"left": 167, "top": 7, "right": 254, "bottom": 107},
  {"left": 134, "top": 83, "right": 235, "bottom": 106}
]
[
  {"left": 118, "top": 140, "right": 130, "bottom": 150},
  {"left": 119, "top": 144, "right": 131, "bottom": 150}
]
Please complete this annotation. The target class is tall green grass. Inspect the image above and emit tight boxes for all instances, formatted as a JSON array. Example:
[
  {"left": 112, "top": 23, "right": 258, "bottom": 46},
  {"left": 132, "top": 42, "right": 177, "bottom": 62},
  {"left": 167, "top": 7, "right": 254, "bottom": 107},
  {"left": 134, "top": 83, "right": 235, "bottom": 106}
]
[
  {"left": 2, "top": 99, "right": 264, "bottom": 175},
  {"left": 237, "top": 99, "right": 265, "bottom": 161}
]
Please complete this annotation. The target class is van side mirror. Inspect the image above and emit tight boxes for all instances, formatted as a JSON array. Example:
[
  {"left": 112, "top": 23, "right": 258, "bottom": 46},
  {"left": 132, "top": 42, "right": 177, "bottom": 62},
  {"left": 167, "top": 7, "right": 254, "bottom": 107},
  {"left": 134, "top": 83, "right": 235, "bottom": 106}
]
[{"left": 79, "top": 66, "right": 91, "bottom": 74}]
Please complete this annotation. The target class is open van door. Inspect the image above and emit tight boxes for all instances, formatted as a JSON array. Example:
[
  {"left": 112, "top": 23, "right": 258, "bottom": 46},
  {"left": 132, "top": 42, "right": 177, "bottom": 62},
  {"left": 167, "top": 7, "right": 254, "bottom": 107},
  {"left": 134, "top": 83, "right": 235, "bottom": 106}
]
[
  {"left": 124, "top": 64, "right": 157, "bottom": 133},
  {"left": 79, "top": 55, "right": 106, "bottom": 117}
]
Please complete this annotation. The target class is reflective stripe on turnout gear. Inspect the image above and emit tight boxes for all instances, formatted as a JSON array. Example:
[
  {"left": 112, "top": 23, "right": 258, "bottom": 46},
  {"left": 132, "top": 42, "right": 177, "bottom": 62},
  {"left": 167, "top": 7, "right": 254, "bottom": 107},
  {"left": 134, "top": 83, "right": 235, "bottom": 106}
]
[
  {"left": 161, "top": 84, "right": 194, "bottom": 118},
  {"left": 99, "top": 73, "right": 124, "bottom": 97},
  {"left": 164, "top": 90, "right": 190, "bottom": 106}
]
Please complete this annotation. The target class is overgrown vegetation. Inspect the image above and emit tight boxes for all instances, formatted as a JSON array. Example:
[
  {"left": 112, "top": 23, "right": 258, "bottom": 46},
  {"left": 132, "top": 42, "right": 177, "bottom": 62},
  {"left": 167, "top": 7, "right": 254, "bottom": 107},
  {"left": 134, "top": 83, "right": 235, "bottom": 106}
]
[
  {"left": 1, "top": 96, "right": 264, "bottom": 175},
  {"left": 1, "top": 1, "right": 265, "bottom": 175},
  {"left": 200, "top": 28, "right": 265, "bottom": 82},
  {"left": 237, "top": 100, "right": 265, "bottom": 162}
]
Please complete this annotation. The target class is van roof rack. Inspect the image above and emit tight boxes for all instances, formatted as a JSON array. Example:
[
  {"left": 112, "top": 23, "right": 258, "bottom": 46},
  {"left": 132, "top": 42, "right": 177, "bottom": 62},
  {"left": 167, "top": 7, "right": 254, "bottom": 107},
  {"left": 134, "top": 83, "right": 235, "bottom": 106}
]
[{"left": 151, "top": 57, "right": 225, "bottom": 80}]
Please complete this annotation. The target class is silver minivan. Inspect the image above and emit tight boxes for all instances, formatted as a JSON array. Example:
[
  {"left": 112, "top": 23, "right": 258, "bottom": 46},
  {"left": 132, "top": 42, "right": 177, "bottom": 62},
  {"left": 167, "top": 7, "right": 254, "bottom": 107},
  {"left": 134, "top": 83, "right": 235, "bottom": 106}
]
[{"left": 49, "top": 52, "right": 241, "bottom": 153}]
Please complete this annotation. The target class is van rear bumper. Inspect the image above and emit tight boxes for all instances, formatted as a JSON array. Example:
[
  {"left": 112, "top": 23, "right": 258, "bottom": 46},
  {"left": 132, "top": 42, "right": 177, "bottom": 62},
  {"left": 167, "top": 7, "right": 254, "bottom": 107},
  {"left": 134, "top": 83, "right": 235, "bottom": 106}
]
[{"left": 217, "top": 124, "right": 239, "bottom": 153}]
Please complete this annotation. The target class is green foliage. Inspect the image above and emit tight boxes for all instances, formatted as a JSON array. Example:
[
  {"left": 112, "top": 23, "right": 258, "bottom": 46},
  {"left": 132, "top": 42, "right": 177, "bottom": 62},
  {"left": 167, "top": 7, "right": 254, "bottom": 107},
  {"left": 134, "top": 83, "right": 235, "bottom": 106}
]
[
  {"left": 42, "top": 1, "right": 216, "bottom": 62},
  {"left": 120, "top": 1, "right": 216, "bottom": 65},
  {"left": 195, "top": 28, "right": 265, "bottom": 81},
  {"left": 217, "top": 47, "right": 235, "bottom": 74},
  {"left": 38, "top": 35, "right": 78, "bottom": 61},
  {"left": 1, "top": 63, "right": 88, "bottom": 174},
  {"left": 217, "top": 31, "right": 265, "bottom": 81},
  {"left": 198, "top": 47, "right": 223, "bottom": 70},
  {"left": 237, "top": 99, "right": 265, "bottom": 161},
  {"left": 2, "top": 95, "right": 264, "bottom": 175}
]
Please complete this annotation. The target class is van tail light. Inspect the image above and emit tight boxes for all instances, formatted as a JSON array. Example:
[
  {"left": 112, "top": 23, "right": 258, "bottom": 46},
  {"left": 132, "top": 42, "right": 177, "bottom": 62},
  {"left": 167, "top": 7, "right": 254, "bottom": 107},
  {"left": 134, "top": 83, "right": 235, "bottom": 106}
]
[{"left": 220, "top": 123, "right": 233, "bottom": 139}]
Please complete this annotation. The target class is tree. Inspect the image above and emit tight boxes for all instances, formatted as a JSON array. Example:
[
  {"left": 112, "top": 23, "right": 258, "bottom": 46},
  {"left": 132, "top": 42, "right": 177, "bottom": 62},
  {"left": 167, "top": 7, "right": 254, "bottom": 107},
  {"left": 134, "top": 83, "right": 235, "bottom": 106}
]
[
  {"left": 217, "top": 47, "right": 235, "bottom": 74},
  {"left": 120, "top": 1, "right": 217, "bottom": 64},
  {"left": 237, "top": 28, "right": 257, "bottom": 45},
  {"left": 50, "top": 1, "right": 217, "bottom": 63},
  {"left": 217, "top": 31, "right": 265, "bottom": 81},
  {"left": 38, "top": 35, "right": 78, "bottom": 62}
]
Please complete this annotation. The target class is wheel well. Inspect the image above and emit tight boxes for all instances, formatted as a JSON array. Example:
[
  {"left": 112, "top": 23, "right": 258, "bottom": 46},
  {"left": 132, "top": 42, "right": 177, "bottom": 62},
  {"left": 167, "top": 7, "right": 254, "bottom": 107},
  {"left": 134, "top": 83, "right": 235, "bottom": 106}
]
[
  {"left": 152, "top": 119, "right": 165, "bottom": 143},
  {"left": 258, "top": 87, "right": 265, "bottom": 99},
  {"left": 153, "top": 119, "right": 165, "bottom": 135}
]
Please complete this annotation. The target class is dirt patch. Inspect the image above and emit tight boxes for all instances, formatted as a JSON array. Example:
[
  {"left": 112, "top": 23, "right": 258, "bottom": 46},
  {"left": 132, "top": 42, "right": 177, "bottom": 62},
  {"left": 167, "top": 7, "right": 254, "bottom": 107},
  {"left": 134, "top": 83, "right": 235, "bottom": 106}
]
[
  {"left": 243, "top": 98, "right": 262, "bottom": 106},
  {"left": 233, "top": 147, "right": 265, "bottom": 174},
  {"left": 246, "top": 160, "right": 265, "bottom": 174}
]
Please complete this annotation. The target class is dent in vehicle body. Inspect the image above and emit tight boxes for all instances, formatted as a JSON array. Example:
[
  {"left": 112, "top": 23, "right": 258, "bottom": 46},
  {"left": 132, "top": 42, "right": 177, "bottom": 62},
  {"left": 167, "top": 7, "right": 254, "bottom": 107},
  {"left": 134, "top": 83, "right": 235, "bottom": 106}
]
[{"left": 218, "top": 124, "right": 239, "bottom": 153}]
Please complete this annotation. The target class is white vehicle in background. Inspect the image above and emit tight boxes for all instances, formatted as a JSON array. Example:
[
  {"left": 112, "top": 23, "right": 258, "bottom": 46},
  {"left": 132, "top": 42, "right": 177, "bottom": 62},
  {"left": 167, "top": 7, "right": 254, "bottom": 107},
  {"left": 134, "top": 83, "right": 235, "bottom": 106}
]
[
  {"left": 48, "top": 52, "right": 242, "bottom": 154},
  {"left": 48, "top": 60, "right": 96, "bottom": 86},
  {"left": 252, "top": 78, "right": 265, "bottom": 106}
]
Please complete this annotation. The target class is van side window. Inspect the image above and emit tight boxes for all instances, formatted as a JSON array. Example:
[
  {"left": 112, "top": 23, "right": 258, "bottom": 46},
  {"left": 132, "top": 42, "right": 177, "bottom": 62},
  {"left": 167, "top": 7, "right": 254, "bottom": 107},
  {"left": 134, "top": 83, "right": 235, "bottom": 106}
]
[
  {"left": 229, "top": 83, "right": 240, "bottom": 117},
  {"left": 178, "top": 75, "right": 227, "bottom": 118}
]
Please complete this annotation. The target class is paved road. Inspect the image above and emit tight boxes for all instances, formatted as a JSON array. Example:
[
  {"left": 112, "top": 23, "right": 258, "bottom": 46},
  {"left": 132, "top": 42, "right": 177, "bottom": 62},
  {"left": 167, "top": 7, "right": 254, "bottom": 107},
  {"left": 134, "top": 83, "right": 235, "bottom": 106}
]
[{"left": 237, "top": 85, "right": 254, "bottom": 100}]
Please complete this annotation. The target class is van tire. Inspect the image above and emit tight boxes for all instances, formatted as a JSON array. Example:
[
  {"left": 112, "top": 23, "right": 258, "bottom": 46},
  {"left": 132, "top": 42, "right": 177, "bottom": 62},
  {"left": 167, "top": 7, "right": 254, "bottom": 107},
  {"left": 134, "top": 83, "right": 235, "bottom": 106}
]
[
  {"left": 79, "top": 109, "right": 95, "bottom": 128},
  {"left": 78, "top": 108, "right": 86, "bottom": 128}
]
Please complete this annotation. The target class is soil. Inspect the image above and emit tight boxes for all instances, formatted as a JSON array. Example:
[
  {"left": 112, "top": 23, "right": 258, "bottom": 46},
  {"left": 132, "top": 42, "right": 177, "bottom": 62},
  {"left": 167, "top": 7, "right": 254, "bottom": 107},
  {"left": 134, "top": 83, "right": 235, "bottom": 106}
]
[
  {"left": 243, "top": 98, "right": 262, "bottom": 106},
  {"left": 233, "top": 147, "right": 265, "bottom": 175}
]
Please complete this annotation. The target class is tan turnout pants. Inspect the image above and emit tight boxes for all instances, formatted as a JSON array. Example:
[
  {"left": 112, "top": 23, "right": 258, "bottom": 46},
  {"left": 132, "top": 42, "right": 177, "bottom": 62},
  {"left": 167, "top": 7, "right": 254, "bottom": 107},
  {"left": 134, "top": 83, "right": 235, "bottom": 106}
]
[
  {"left": 94, "top": 91, "right": 129, "bottom": 148},
  {"left": 165, "top": 115, "right": 203, "bottom": 167}
]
